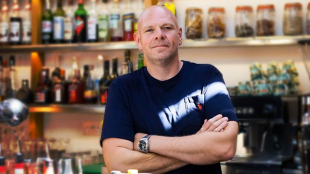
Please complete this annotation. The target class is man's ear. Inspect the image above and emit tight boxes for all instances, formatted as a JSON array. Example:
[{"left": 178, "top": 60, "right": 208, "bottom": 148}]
[
  {"left": 178, "top": 27, "right": 183, "bottom": 45},
  {"left": 134, "top": 33, "right": 143, "bottom": 50}
]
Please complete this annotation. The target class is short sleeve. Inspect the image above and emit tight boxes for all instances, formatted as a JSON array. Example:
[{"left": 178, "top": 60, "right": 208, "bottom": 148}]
[
  {"left": 100, "top": 79, "right": 135, "bottom": 147},
  {"left": 204, "top": 66, "right": 238, "bottom": 122}
]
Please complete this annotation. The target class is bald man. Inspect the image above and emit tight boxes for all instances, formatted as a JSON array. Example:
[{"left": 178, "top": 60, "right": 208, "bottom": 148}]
[{"left": 100, "top": 6, "right": 238, "bottom": 174}]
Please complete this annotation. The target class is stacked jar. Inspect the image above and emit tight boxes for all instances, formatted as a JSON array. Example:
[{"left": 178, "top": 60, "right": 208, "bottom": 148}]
[
  {"left": 256, "top": 4, "right": 275, "bottom": 36},
  {"left": 283, "top": 3, "right": 303, "bottom": 35},
  {"left": 207, "top": 7, "right": 226, "bottom": 38},
  {"left": 185, "top": 8, "right": 203, "bottom": 39},
  {"left": 235, "top": 6, "right": 254, "bottom": 37}
]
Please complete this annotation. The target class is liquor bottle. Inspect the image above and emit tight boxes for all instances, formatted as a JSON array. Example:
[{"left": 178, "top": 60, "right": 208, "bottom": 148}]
[
  {"left": 99, "top": 60, "right": 112, "bottom": 105},
  {"left": 22, "top": 0, "right": 31, "bottom": 45},
  {"left": 5, "top": 56, "right": 17, "bottom": 99},
  {"left": 110, "top": 0, "right": 123, "bottom": 41},
  {"left": 98, "top": 0, "right": 109, "bottom": 42},
  {"left": 68, "top": 64, "right": 84, "bottom": 104},
  {"left": 35, "top": 68, "right": 53, "bottom": 104},
  {"left": 68, "top": 56, "right": 79, "bottom": 82},
  {"left": 53, "top": 0, "right": 65, "bottom": 43},
  {"left": 138, "top": 53, "right": 144, "bottom": 69},
  {"left": 75, "top": 0, "right": 88, "bottom": 43},
  {"left": 42, "top": 0, "right": 53, "bottom": 44},
  {"left": 10, "top": 0, "right": 22, "bottom": 45},
  {"left": 125, "top": 50, "right": 133, "bottom": 73},
  {"left": 51, "top": 56, "right": 61, "bottom": 84},
  {"left": 122, "top": 0, "right": 134, "bottom": 41},
  {"left": 53, "top": 69, "right": 66, "bottom": 104},
  {"left": 84, "top": 68, "right": 97, "bottom": 104},
  {"left": 16, "top": 79, "right": 34, "bottom": 104},
  {"left": 111, "top": 57, "right": 119, "bottom": 80},
  {"left": 82, "top": 65, "right": 89, "bottom": 82},
  {"left": 64, "top": 0, "right": 75, "bottom": 43},
  {"left": 134, "top": 0, "right": 144, "bottom": 33},
  {"left": 121, "top": 61, "right": 128, "bottom": 75},
  {"left": 14, "top": 140, "right": 24, "bottom": 174},
  {"left": 87, "top": 0, "right": 98, "bottom": 42},
  {"left": 0, "top": 0, "right": 9, "bottom": 46}
]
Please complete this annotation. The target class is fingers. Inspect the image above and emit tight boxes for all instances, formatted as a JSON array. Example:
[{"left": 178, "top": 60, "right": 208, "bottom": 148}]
[
  {"left": 213, "top": 121, "right": 228, "bottom": 132},
  {"left": 197, "top": 119, "right": 208, "bottom": 134},
  {"left": 207, "top": 117, "right": 228, "bottom": 132},
  {"left": 203, "top": 114, "right": 223, "bottom": 130}
]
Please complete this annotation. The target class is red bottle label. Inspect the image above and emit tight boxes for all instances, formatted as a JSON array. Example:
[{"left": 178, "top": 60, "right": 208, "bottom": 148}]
[
  {"left": 69, "top": 89, "right": 77, "bottom": 103},
  {"left": 100, "top": 90, "right": 108, "bottom": 104},
  {"left": 35, "top": 92, "right": 45, "bottom": 102},
  {"left": 75, "top": 16, "right": 84, "bottom": 35}
]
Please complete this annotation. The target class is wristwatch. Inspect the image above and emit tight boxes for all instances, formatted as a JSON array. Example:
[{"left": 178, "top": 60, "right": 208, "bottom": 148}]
[{"left": 138, "top": 134, "right": 152, "bottom": 153}]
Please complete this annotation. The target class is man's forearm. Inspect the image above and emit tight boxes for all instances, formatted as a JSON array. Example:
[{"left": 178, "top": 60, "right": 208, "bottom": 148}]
[
  {"left": 149, "top": 121, "right": 238, "bottom": 165},
  {"left": 103, "top": 139, "right": 187, "bottom": 173}
]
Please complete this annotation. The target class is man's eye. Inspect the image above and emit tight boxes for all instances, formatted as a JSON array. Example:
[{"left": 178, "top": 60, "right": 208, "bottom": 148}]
[
  {"left": 146, "top": 29, "right": 153, "bottom": 32},
  {"left": 164, "top": 27, "right": 172, "bottom": 30}
]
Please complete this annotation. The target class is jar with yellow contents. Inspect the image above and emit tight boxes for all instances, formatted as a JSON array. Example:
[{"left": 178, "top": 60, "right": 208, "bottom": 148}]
[{"left": 185, "top": 7, "right": 203, "bottom": 39}]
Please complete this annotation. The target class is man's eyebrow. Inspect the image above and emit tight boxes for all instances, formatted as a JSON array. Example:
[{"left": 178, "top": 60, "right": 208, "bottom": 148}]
[{"left": 142, "top": 23, "right": 176, "bottom": 30}]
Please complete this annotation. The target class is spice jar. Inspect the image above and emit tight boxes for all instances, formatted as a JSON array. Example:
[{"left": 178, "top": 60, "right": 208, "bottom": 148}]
[
  {"left": 185, "top": 8, "right": 203, "bottom": 39},
  {"left": 256, "top": 4, "right": 275, "bottom": 36},
  {"left": 283, "top": 3, "right": 303, "bottom": 35},
  {"left": 207, "top": 7, "right": 225, "bottom": 38},
  {"left": 235, "top": 6, "right": 254, "bottom": 37},
  {"left": 307, "top": 3, "right": 310, "bottom": 34}
]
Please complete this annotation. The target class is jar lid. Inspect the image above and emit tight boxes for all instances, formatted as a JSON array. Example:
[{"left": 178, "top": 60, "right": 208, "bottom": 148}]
[
  {"left": 186, "top": 7, "right": 202, "bottom": 13},
  {"left": 257, "top": 4, "right": 275, "bottom": 11},
  {"left": 284, "top": 3, "right": 302, "bottom": 9},
  {"left": 208, "top": 7, "right": 225, "bottom": 13},
  {"left": 236, "top": 6, "right": 253, "bottom": 12}
]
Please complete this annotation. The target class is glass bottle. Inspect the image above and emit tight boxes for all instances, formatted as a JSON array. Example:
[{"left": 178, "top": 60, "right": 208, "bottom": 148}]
[
  {"left": 42, "top": 0, "right": 53, "bottom": 44},
  {"left": 10, "top": 0, "right": 22, "bottom": 45},
  {"left": 138, "top": 53, "right": 144, "bottom": 69},
  {"left": 22, "top": 0, "right": 31, "bottom": 45},
  {"left": 99, "top": 60, "right": 112, "bottom": 105},
  {"left": 68, "top": 63, "right": 84, "bottom": 104},
  {"left": 16, "top": 79, "right": 34, "bottom": 104},
  {"left": 256, "top": 4, "right": 275, "bottom": 36},
  {"left": 84, "top": 67, "right": 97, "bottom": 104},
  {"left": 0, "top": 0, "right": 9, "bottom": 46},
  {"left": 0, "top": 144, "right": 5, "bottom": 174},
  {"left": 5, "top": 56, "right": 17, "bottom": 99},
  {"left": 110, "top": 0, "right": 123, "bottom": 41},
  {"left": 186, "top": 7, "right": 203, "bottom": 39},
  {"left": 207, "top": 7, "right": 225, "bottom": 38},
  {"left": 35, "top": 68, "right": 53, "bottom": 104},
  {"left": 134, "top": 0, "right": 144, "bottom": 33},
  {"left": 14, "top": 140, "right": 24, "bottom": 174},
  {"left": 51, "top": 56, "right": 61, "bottom": 85},
  {"left": 75, "top": 0, "right": 88, "bottom": 43},
  {"left": 52, "top": 68, "right": 66, "bottom": 104},
  {"left": 82, "top": 65, "right": 89, "bottom": 82},
  {"left": 111, "top": 57, "right": 119, "bottom": 80},
  {"left": 307, "top": 3, "right": 310, "bottom": 35},
  {"left": 64, "top": 0, "right": 75, "bottom": 43},
  {"left": 53, "top": 0, "right": 65, "bottom": 43},
  {"left": 88, "top": 0, "right": 98, "bottom": 42},
  {"left": 98, "top": 0, "right": 109, "bottom": 42},
  {"left": 283, "top": 3, "right": 303, "bottom": 36},
  {"left": 235, "top": 6, "right": 254, "bottom": 37},
  {"left": 125, "top": 50, "right": 133, "bottom": 73},
  {"left": 123, "top": 13, "right": 135, "bottom": 41}
]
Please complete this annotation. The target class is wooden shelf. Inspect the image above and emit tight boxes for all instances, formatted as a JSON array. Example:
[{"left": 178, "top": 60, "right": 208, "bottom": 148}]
[{"left": 28, "top": 104, "right": 105, "bottom": 114}]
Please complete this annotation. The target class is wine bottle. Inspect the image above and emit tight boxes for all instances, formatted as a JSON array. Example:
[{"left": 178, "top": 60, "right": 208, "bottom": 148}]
[
  {"left": 98, "top": 0, "right": 109, "bottom": 42},
  {"left": 16, "top": 79, "right": 34, "bottom": 104},
  {"left": 5, "top": 56, "right": 17, "bottom": 99},
  {"left": 22, "top": 0, "right": 31, "bottom": 45},
  {"left": 110, "top": 0, "right": 123, "bottom": 41},
  {"left": 99, "top": 60, "right": 112, "bottom": 104},
  {"left": 75, "top": 0, "right": 88, "bottom": 43},
  {"left": 42, "top": 0, "right": 53, "bottom": 44},
  {"left": 84, "top": 67, "right": 97, "bottom": 104},
  {"left": 0, "top": 0, "right": 9, "bottom": 46},
  {"left": 87, "top": 0, "right": 98, "bottom": 42},
  {"left": 10, "top": 0, "right": 22, "bottom": 45},
  {"left": 64, "top": 0, "right": 75, "bottom": 43},
  {"left": 35, "top": 68, "right": 53, "bottom": 104},
  {"left": 111, "top": 57, "right": 119, "bottom": 80},
  {"left": 53, "top": 0, "right": 65, "bottom": 43}
]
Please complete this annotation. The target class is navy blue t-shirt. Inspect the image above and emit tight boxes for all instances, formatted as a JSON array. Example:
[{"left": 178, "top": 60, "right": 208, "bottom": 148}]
[{"left": 100, "top": 61, "right": 238, "bottom": 174}]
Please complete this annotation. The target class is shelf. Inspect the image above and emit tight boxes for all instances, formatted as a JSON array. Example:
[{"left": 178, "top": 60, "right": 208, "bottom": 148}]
[
  {"left": 28, "top": 104, "right": 105, "bottom": 114},
  {"left": 1, "top": 36, "right": 310, "bottom": 53}
]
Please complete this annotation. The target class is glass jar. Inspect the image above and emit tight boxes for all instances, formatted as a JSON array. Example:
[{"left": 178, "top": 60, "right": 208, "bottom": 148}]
[
  {"left": 123, "top": 13, "right": 134, "bottom": 41},
  {"left": 237, "top": 81, "right": 251, "bottom": 96},
  {"left": 256, "top": 4, "right": 275, "bottom": 36},
  {"left": 274, "top": 80, "right": 289, "bottom": 96},
  {"left": 207, "top": 7, "right": 225, "bottom": 38},
  {"left": 253, "top": 79, "right": 273, "bottom": 96},
  {"left": 235, "top": 6, "right": 254, "bottom": 37},
  {"left": 283, "top": 3, "right": 303, "bottom": 35},
  {"left": 307, "top": 3, "right": 310, "bottom": 34},
  {"left": 185, "top": 8, "right": 203, "bottom": 39}
]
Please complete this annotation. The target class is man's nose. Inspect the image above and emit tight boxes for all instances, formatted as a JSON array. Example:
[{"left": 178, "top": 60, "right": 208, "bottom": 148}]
[{"left": 155, "top": 29, "right": 166, "bottom": 40}]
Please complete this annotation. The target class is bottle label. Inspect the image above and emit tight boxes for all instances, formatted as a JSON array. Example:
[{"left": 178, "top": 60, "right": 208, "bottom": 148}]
[
  {"left": 124, "top": 18, "right": 132, "bottom": 32},
  {"left": 64, "top": 17, "right": 73, "bottom": 40},
  {"left": 22, "top": 20, "right": 31, "bottom": 42},
  {"left": 84, "top": 90, "right": 97, "bottom": 99},
  {"left": 75, "top": 16, "right": 85, "bottom": 36},
  {"left": 55, "top": 88, "right": 61, "bottom": 102},
  {"left": 35, "top": 92, "right": 46, "bottom": 103},
  {"left": 110, "top": 14, "right": 123, "bottom": 37},
  {"left": 110, "top": 14, "right": 120, "bottom": 29},
  {"left": 10, "top": 21, "right": 21, "bottom": 41},
  {"left": 100, "top": 89, "right": 108, "bottom": 104},
  {"left": 0, "top": 22, "right": 9, "bottom": 42},
  {"left": 53, "top": 16, "right": 64, "bottom": 40},
  {"left": 88, "top": 16, "right": 97, "bottom": 40},
  {"left": 69, "top": 89, "right": 77, "bottom": 103},
  {"left": 15, "top": 168, "right": 24, "bottom": 174},
  {"left": 98, "top": 15, "right": 108, "bottom": 39},
  {"left": 42, "top": 21, "right": 52, "bottom": 33}
]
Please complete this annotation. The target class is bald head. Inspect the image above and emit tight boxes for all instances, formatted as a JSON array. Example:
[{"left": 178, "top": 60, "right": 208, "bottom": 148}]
[{"left": 137, "top": 5, "right": 178, "bottom": 33}]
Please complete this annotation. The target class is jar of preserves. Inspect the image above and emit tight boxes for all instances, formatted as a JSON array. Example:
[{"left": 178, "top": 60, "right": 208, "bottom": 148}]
[
  {"left": 185, "top": 8, "right": 203, "bottom": 39},
  {"left": 235, "top": 6, "right": 254, "bottom": 37},
  {"left": 256, "top": 4, "right": 275, "bottom": 36},
  {"left": 283, "top": 3, "right": 303, "bottom": 35},
  {"left": 207, "top": 7, "right": 225, "bottom": 38},
  {"left": 123, "top": 13, "right": 134, "bottom": 41}
]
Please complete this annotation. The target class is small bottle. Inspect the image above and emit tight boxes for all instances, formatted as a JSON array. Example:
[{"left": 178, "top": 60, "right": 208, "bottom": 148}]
[
  {"left": 35, "top": 68, "right": 53, "bottom": 104},
  {"left": 110, "top": 0, "right": 123, "bottom": 41},
  {"left": 53, "top": 69, "right": 66, "bottom": 104},
  {"left": 16, "top": 79, "right": 34, "bottom": 104},
  {"left": 53, "top": 0, "right": 65, "bottom": 43},
  {"left": 22, "top": 0, "right": 31, "bottom": 45},
  {"left": 42, "top": 0, "right": 53, "bottom": 44},
  {"left": 10, "top": 0, "right": 22, "bottom": 45},
  {"left": 99, "top": 60, "right": 112, "bottom": 105},
  {"left": 0, "top": 0, "right": 9, "bottom": 46},
  {"left": 68, "top": 67, "right": 84, "bottom": 104}
]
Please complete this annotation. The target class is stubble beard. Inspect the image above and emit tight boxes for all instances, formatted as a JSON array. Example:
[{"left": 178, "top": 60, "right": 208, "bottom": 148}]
[{"left": 146, "top": 47, "right": 178, "bottom": 67}]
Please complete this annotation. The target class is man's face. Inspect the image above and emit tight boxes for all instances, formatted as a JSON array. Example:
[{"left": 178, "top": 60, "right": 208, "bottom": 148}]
[{"left": 135, "top": 7, "right": 182, "bottom": 66}]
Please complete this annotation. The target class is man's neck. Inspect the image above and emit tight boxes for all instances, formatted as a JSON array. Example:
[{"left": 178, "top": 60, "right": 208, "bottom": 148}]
[{"left": 146, "top": 58, "right": 183, "bottom": 81}]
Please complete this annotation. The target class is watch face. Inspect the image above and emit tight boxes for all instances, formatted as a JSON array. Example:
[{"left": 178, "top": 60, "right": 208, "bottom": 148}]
[{"left": 139, "top": 140, "right": 147, "bottom": 151}]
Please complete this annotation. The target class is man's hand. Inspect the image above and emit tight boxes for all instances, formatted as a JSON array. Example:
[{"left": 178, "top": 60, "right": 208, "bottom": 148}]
[{"left": 133, "top": 114, "right": 229, "bottom": 151}]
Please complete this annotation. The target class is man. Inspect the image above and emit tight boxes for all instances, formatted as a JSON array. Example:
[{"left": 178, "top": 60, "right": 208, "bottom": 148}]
[{"left": 101, "top": 5, "right": 238, "bottom": 174}]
